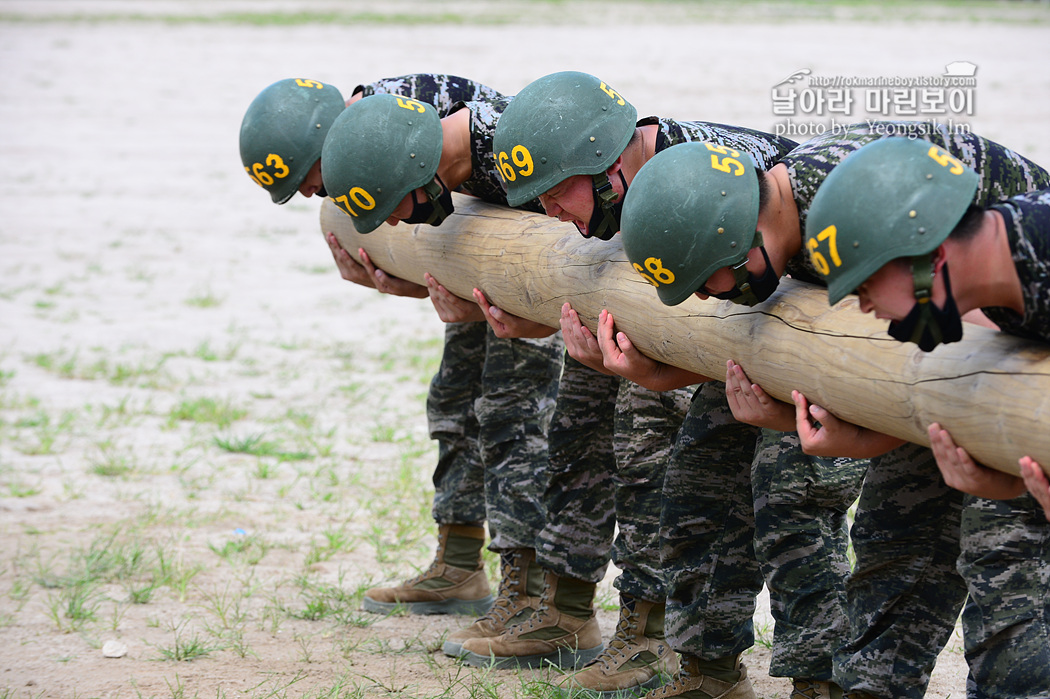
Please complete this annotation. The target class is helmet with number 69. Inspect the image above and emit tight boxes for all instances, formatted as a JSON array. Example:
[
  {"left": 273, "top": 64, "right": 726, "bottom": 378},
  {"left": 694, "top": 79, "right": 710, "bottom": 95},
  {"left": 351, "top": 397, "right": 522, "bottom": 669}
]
[
  {"left": 493, "top": 71, "right": 637, "bottom": 207},
  {"left": 239, "top": 78, "right": 345, "bottom": 204},
  {"left": 621, "top": 142, "right": 761, "bottom": 306},
  {"left": 320, "top": 93, "right": 444, "bottom": 234},
  {"left": 805, "top": 137, "right": 979, "bottom": 305}
]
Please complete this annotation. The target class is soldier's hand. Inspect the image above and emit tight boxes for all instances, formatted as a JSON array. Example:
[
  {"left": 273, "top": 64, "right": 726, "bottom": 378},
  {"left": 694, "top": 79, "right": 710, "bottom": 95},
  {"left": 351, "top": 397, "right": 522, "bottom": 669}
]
[
  {"left": 425, "top": 273, "right": 484, "bottom": 323},
  {"left": 325, "top": 232, "right": 376, "bottom": 289},
  {"left": 360, "top": 249, "right": 428, "bottom": 298},
  {"left": 1020, "top": 457, "right": 1050, "bottom": 522},
  {"left": 560, "top": 303, "right": 613, "bottom": 374},
  {"left": 929, "top": 423, "right": 1025, "bottom": 500},
  {"left": 473, "top": 289, "right": 557, "bottom": 339},
  {"left": 597, "top": 310, "right": 708, "bottom": 390},
  {"left": 793, "top": 391, "right": 903, "bottom": 458},
  {"left": 725, "top": 360, "right": 794, "bottom": 432}
]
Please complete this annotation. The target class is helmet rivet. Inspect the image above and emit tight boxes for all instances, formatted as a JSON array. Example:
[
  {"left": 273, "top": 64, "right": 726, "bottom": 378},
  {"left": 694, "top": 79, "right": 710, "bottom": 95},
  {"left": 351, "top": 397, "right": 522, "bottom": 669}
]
[
  {"left": 717, "top": 227, "right": 725, "bottom": 234},
  {"left": 315, "top": 123, "right": 322, "bottom": 129},
  {"left": 540, "top": 157, "right": 547, "bottom": 164},
  {"left": 853, "top": 241, "right": 859, "bottom": 248},
  {"left": 730, "top": 241, "right": 737, "bottom": 248},
  {"left": 410, "top": 153, "right": 416, "bottom": 158},
  {"left": 908, "top": 210, "right": 917, "bottom": 218},
  {"left": 589, "top": 136, "right": 596, "bottom": 142},
  {"left": 720, "top": 191, "right": 726, "bottom": 196},
  {"left": 918, "top": 227, "right": 926, "bottom": 234},
  {"left": 420, "top": 163, "right": 426, "bottom": 168},
  {"left": 926, "top": 174, "right": 933, "bottom": 179},
  {"left": 377, "top": 188, "right": 382, "bottom": 193},
  {"left": 596, "top": 150, "right": 602, "bottom": 157}
]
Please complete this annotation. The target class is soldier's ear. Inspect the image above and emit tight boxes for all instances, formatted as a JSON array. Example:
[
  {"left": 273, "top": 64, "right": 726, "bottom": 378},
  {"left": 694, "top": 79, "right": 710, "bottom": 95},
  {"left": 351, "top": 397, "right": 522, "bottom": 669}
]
[{"left": 606, "top": 155, "right": 624, "bottom": 177}]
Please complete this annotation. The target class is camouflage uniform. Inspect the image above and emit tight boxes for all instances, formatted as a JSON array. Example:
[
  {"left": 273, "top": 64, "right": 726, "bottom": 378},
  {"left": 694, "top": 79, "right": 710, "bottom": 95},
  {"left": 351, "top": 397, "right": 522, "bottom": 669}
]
[
  {"left": 449, "top": 97, "right": 561, "bottom": 550},
  {"left": 541, "top": 119, "right": 866, "bottom": 681},
  {"left": 960, "top": 189, "right": 1050, "bottom": 699},
  {"left": 362, "top": 76, "right": 561, "bottom": 550},
  {"left": 778, "top": 121, "right": 1050, "bottom": 698}
]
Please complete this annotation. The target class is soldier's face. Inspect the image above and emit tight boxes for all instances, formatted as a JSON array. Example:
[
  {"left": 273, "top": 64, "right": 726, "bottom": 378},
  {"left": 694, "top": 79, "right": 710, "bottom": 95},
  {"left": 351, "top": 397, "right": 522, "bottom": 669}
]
[
  {"left": 855, "top": 259, "right": 916, "bottom": 320},
  {"left": 538, "top": 175, "right": 594, "bottom": 235},
  {"left": 298, "top": 160, "right": 324, "bottom": 198},
  {"left": 385, "top": 188, "right": 423, "bottom": 226}
]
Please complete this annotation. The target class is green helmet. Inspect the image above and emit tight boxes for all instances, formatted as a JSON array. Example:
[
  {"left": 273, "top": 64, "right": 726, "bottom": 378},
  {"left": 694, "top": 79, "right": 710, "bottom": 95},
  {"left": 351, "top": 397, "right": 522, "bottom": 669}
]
[
  {"left": 320, "top": 93, "right": 444, "bottom": 233},
  {"left": 805, "top": 137, "right": 980, "bottom": 305},
  {"left": 621, "top": 141, "right": 761, "bottom": 306},
  {"left": 239, "top": 78, "right": 345, "bottom": 204},
  {"left": 493, "top": 71, "right": 637, "bottom": 208}
]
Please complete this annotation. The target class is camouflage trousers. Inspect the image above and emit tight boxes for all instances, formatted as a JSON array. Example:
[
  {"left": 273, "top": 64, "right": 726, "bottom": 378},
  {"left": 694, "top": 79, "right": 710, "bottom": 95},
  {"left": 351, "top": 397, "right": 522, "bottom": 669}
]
[
  {"left": 837, "top": 442, "right": 1050, "bottom": 699},
  {"left": 535, "top": 355, "right": 690, "bottom": 601},
  {"left": 959, "top": 493, "right": 1050, "bottom": 699},
  {"left": 664, "top": 383, "right": 863, "bottom": 680},
  {"left": 427, "top": 321, "right": 563, "bottom": 551}
]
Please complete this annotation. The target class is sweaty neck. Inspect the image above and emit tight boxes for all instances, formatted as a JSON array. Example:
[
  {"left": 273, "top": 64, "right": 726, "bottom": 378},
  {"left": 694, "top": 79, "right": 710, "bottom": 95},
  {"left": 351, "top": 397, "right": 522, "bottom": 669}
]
[
  {"left": 436, "top": 108, "right": 474, "bottom": 190},
  {"left": 619, "top": 125, "right": 657, "bottom": 185},
  {"left": 947, "top": 210, "right": 1024, "bottom": 316},
  {"left": 755, "top": 163, "right": 800, "bottom": 277}
]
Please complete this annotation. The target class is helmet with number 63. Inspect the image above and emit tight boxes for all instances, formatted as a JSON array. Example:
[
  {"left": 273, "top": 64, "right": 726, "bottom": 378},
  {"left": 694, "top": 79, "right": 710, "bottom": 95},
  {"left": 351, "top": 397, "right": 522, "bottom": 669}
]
[
  {"left": 621, "top": 142, "right": 760, "bottom": 306},
  {"left": 806, "top": 137, "right": 979, "bottom": 305},
  {"left": 493, "top": 71, "right": 637, "bottom": 207},
  {"left": 321, "top": 93, "right": 443, "bottom": 233},
  {"left": 240, "top": 78, "right": 345, "bottom": 204}
]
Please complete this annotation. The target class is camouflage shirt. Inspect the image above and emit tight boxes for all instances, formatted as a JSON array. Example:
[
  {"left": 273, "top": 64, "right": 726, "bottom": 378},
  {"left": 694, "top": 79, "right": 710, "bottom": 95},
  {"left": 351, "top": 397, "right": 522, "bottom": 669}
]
[
  {"left": 641, "top": 116, "right": 797, "bottom": 169},
  {"left": 781, "top": 121, "right": 1050, "bottom": 283},
  {"left": 986, "top": 190, "right": 1050, "bottom": 341},
  {"left": 355, "top": 74, "right": 503, "bottom": 117},
  {"left": 451, "top": 98, "right": 544, "bottom": 213}
]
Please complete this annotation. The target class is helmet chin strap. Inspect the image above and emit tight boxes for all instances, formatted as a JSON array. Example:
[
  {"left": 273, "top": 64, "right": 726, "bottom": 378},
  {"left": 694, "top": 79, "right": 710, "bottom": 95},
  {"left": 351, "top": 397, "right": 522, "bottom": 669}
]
[{"left": 586, "top": 172, "right": 625, "bottom": 241}]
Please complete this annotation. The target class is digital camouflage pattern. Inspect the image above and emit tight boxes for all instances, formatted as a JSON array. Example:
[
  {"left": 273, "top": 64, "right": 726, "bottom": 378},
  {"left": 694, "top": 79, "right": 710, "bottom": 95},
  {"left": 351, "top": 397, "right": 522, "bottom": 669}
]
[
  {"left": 356, "top": 74, "right": 503, "bottom": 117},
  {"left": 640, "top": 115, "right": 798, "bottom": 165},
  {"left": 988, "top": 189, "right": 1050, "bottom": 341},
  {"left": 780, "top": 120, "right": 1050, "bottom": 284},
  {"left": 378, "top": 76, "right": 562, "bottom": 553},
  {"left": 961, "top": 189, "right": 1050, "bottom": 698},
  {"left": 453, "top": 98, "right": 544, "bottom": 214},
  {"left": 536, "top": 118, "right": 794, "bottom": 599},
  {"left": 779, "top": 124, "right": 1050, "bottom": 697}
]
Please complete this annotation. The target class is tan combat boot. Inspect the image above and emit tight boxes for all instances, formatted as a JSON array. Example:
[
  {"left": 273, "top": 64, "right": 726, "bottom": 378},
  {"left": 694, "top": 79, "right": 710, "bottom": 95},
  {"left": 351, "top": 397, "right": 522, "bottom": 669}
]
[
  {"left": 643, "top": 653, "right": 757, "bottom": 699},
  {"left": 362, "top": 523, "right": 494, "bottom": 615},
  {"left": 791, "top": 679, "right": 844, "bottom": 699},
  {"left": 557, "top": 594, "right": 679, "bottom": 698},
  {"left": 442, "top": 548, "right": 543, "bottom": 657},
  {"left": 459, "top": 569, "right": 604, "bottom": 669}
]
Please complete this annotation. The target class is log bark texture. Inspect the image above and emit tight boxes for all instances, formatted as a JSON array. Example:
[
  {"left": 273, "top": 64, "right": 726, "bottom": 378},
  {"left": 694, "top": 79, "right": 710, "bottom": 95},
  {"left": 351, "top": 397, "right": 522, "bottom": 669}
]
[{"left": 322, "top": 194, "right": 1050, "bottom": 476}]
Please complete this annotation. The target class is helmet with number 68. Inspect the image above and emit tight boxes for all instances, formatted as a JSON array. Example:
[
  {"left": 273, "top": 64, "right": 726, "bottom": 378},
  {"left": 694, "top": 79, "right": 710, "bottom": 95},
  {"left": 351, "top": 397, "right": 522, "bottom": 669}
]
[
  {"left": 621, "top": 142, "right": 760, "bottom": 306},
  {"left": 320, "top": 93, "right": 444, "bottom": 234},
  {"left": 239, "top": 78, "right": 345, "bottom": 204},
  {"left": 805, "top": 137, "right": 979, "bottom": 305},
  {"left": 493, "top": 71, "right": 637, "bottom": 208}
]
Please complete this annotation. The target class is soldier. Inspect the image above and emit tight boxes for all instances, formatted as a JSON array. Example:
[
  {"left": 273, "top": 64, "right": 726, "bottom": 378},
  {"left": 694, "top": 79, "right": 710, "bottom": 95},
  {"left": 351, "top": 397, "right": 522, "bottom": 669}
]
[
  {"left": 483, "top": 71, "right": 853, "bottom": 699},
  {"left": 620, "top": 124, "right": 1049, "bottom": 699},
  {"left": 319, "top": 92, "right": 564, "bottom": 655},
  {"left": 798, "top": 138, "right": 1050, "bottom": 697},
  {"left": 239, "top": 77, "right": 556, "bottom": 625}
]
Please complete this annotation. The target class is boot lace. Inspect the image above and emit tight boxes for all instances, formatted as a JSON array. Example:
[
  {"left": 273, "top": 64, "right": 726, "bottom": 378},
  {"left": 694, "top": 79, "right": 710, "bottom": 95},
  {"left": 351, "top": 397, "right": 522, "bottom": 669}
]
[
  {"left": 475, "top": 552, "right": 524, "bottom": 624},
  {"left": 588, "top": 600, "right": 639, "bottom": 670}
]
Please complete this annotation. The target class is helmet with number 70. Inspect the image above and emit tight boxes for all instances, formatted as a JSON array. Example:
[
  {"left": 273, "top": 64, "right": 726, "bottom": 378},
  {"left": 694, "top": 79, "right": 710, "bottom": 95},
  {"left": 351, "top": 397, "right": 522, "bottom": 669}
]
[
  {"left": 493, "top": 71, "right": 637, "bottom": 239},
  {"left": 320, "top": 93, "right": 444, "bottom": 234},
  {"left": 620, "top": 141, "right": 761, "bottom": 306},
  {"left": 239, "top": 78, "right": 345, "bottom": 204},
  {"left": 805, "top": 137, "right": 980, "bottom": 305}
]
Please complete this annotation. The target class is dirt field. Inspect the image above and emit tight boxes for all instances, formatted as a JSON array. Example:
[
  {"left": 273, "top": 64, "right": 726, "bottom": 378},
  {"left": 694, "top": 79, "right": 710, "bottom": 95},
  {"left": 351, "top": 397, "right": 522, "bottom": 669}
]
[{"left": 2, "top": 1, "right": 1049, "bottom": 697}]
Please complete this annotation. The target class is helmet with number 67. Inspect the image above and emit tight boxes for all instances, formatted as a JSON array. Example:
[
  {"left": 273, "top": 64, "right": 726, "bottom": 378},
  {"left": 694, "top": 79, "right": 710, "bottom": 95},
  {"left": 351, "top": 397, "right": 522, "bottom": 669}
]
[
  {"left": 239, "top": 78, "right": 345, "bottom": 204},
  {"left": 805, "top": 137, "right": 979, "bottom": 305},
  {"left": 321, "top": 93, "right": 444, "bottom": 233},
  {"left": 620, "top": 141, "right": 761, "bottom": 306},
  {"left": 493, "top": 71, "right": 637, "bottom": 207}
]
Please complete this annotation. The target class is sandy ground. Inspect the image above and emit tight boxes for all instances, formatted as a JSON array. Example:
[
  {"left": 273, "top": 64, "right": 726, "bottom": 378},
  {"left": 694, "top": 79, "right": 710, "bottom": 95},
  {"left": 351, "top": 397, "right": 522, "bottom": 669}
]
[{"left": 2, "top": 1, "right": 1049, "bottom": 697}]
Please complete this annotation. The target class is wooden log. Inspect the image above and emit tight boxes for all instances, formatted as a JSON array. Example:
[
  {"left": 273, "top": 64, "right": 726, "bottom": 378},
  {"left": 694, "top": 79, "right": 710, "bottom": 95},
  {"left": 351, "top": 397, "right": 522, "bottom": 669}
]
[{"left": 321, "top": 194, "right": 1050, "bottom": 477}]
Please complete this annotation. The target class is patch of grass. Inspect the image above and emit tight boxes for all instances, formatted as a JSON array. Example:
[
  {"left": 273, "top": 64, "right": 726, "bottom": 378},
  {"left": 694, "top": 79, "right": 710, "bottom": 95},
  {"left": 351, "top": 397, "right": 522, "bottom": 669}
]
[
  {"left": 168, "top": 397, "right": 246, "bottom": 428},
  {"left": 153, "top": 620, "right": 219, "bottom": 661},
  {"left": 184, "top": 288, "right": 224, "bottom": 308}
]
